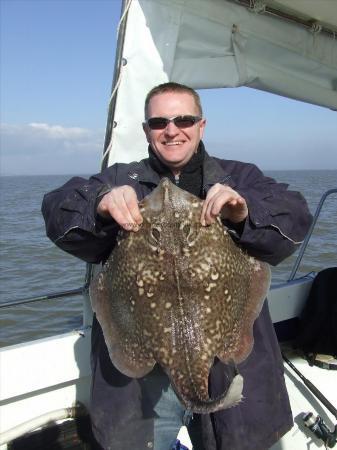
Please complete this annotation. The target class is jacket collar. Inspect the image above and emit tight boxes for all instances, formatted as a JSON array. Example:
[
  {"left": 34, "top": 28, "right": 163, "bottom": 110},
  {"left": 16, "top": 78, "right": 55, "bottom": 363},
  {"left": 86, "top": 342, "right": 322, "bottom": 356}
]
[
  {"left": 128, "top": 142, "right": 236, "bottom": 192},
  {"left": 202, "top": 151, "right": 236, "bottom": 191}
]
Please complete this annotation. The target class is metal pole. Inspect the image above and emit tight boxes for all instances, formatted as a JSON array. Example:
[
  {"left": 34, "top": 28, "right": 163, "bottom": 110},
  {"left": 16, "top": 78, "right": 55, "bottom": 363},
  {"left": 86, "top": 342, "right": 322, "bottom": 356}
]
[
  {"left": 288, "top": 188, "right": 337, "bottom": 281},
  {"left": 283, "top": 353, "right": 337, "bottom": 420},
  {"left": 0, "top": 287, "right": 85, "bottom": 309}
]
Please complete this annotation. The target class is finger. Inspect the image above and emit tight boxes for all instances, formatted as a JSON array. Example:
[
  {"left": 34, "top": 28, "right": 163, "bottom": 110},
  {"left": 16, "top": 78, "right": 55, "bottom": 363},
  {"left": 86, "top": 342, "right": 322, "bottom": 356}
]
[
  {"left": 236, "top": 197, "right": 247, "bottom": 208},
  {"left": 200, "top": 184, "right": 222, "bottom": 225},
  {"left": 222, "top": 197, "right": 248, "bottom": 223},
  {"left": 212, "top": 193, "right": 238, "bottom": 216},
  {"left": 206, "top": 189, "right": 238, "bottom": 224},
  {"left": 228, "top": 196, "right": 243, "bottom": 205},
  {"left": 200, "top": 198, "right": 209, "bottom": 226},
  {"left": 203, "top": 193, "right": 222, "bottom": 225},
  {"left": 101, "top": 187, "right": 137, "bottom": 230},
  {"left": 207, "top": 192, "right": 243, "bottom": 223},
  {"left": 201, "top": 195, "right": 217, "bottom": 225},
  {"left": 227, "top": 197, "right": 246, "bottom": 211},
  {"left": 108, "top": 196, "right": 137, "bottom": 231},
  {"left": 123, "top": 189, "right": 143, "bottom": 226}
]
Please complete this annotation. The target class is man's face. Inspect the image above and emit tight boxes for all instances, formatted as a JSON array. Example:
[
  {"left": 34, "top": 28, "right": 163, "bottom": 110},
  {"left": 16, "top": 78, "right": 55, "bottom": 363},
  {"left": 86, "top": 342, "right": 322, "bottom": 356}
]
[{"left": 143, "top": 91, "right": 206, "bottom": 174}]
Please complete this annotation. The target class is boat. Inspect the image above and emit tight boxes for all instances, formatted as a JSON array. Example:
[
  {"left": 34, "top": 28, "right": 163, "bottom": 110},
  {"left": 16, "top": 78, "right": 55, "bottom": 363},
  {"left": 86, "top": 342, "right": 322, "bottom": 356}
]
[{"left": 1, "top": 0, "right": 337, "bottom": 448}]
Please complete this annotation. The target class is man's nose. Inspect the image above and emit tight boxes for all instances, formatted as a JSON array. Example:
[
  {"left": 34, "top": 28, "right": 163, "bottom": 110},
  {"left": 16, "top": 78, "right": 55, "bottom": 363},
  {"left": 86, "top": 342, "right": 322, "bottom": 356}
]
[{"left": 165, "top": 121, "right": 180, "bottom": 135}]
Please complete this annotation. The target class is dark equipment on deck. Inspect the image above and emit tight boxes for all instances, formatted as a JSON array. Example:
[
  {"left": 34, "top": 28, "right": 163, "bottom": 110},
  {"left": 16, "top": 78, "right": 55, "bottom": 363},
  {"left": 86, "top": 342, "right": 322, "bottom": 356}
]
[{"left": 283, "top": 354, "right": 337, "bottom": 448}]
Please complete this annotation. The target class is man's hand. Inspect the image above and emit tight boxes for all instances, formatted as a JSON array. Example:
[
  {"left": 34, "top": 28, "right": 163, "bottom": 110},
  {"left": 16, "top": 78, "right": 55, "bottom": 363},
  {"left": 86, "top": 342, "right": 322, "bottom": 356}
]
[
  {"left": 97, "top": 185, "right": 143, "bottom": 231},
  {"left": 201, "top": 183, "right": 248, "bottom": 226}
]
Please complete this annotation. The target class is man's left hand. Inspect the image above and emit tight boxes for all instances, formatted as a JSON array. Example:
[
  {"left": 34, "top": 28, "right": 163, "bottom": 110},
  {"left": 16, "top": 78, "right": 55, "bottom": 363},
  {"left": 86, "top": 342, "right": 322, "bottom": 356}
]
[{"left": 201, "top": 183, "right": 248, "bottom": 226}]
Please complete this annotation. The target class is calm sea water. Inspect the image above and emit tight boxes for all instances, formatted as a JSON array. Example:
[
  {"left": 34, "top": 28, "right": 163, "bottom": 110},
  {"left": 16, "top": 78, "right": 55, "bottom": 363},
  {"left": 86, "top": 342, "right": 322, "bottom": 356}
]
[{"left": 0, "top": 171, "right": 336, "bottom": 347}]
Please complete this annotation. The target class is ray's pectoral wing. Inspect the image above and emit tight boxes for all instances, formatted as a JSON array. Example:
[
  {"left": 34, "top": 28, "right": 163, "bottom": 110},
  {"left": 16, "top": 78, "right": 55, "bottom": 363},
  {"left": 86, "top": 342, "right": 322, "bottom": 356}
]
[
  {"left": 216, "top": 250, "right": 271, "bottom": 365},
  {"left": 231, "top": 259, "right": 271, "bottom": 363},
  {"left": 90, "top": 255, "right": 157, "bottom": 378}
]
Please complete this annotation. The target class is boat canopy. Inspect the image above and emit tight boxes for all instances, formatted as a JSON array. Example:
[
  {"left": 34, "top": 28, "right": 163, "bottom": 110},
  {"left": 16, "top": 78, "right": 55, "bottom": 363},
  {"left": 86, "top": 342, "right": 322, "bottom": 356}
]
[{"left": 105, "top": 0, "right": 337, "bottom": 166}]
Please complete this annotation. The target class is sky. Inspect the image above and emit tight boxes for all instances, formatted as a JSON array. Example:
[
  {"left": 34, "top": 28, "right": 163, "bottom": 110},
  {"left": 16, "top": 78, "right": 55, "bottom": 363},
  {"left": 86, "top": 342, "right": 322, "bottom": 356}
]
[{"left": 1, "top": 0, "right": 336, "bottom": 176}]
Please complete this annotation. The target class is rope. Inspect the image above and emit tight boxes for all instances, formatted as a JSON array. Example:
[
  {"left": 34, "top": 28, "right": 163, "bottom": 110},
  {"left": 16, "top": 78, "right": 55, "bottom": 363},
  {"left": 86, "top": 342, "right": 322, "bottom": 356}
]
[
  {"left": 101, "top": 129, "right": 115, "bottom": 164},
  {"left": 116, "top": 0, "right": 132, "bottom": 38}
]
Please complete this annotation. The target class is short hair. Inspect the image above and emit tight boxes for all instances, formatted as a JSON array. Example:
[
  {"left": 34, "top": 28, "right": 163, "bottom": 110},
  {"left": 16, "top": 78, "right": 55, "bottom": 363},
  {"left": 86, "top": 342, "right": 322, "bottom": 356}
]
[{"left": 144, "top": 82, "right": 203, "bottom": 118}]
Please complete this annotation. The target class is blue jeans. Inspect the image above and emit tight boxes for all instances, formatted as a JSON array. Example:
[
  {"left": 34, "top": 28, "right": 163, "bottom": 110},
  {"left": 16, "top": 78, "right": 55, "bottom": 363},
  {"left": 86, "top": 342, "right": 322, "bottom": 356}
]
[
  {"left": 142, "top": 366, "right": 204, "bottom": 450},
  {"left": 153, "top": 382, "right": 186, "bottom": 450}
]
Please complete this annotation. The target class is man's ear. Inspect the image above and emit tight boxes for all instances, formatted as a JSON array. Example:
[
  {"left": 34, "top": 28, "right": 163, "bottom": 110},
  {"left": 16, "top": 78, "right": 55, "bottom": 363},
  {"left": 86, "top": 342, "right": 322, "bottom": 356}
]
[
  {"left": 142, "top": 122, "right": 151, "bottom": 143},
  {"left": 199, "top": 118, "right": 206, "bottom": 140}
]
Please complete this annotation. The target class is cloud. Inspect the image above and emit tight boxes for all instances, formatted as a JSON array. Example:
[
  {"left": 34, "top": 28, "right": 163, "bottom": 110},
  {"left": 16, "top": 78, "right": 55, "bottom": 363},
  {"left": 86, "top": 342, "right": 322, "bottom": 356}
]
[
  {"left": 28, "top": 122, "right": 91, "bottom": 139},
  {"left": 1, "top": 122, "right": 105, "bottom": 174},
  {"left": 1, "top": 122, "right": 102, "bottom": 154}
]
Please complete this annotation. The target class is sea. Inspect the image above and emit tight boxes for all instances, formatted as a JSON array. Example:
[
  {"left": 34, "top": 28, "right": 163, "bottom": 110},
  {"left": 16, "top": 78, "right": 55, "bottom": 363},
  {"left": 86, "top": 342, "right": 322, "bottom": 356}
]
[{"left": 0, "top": 170, "right": 336, "bottom": 347}]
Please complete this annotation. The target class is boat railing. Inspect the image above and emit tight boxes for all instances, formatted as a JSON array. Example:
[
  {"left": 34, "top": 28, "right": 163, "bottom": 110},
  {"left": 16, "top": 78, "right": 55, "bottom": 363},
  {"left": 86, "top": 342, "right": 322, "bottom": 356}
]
[
  {"left": 288, "top": 188, "right": 337, "bottom": 281},
  {"left": 0, "top": 264, "right": 93, "bottom": 310}
]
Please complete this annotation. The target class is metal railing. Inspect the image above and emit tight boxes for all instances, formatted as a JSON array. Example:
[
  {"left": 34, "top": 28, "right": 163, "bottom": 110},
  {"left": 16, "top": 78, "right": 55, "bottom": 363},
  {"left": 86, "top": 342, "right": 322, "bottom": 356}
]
[
  {"left": 0, "top": 264, "right": 93, "bottom": 310},
  {"left": 288, "top": 188, "right": 337, "bottom": 281}
]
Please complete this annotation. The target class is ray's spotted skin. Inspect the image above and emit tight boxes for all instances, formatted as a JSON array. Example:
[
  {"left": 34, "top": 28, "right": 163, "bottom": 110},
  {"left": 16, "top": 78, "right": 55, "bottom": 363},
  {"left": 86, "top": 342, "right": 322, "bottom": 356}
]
[{"left": 90, "top": 178, "right": 271, "bottom": 413}]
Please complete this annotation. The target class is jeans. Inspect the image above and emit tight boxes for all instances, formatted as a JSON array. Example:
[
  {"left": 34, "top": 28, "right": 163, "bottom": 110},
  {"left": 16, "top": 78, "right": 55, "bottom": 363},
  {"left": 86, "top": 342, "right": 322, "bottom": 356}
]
[
  {"left": 151, "top": 376, "right": 204, "bottom": 450},
  {"left": 153, "top": 382, "right": 186, "bottom": 450},
  {"left": 138, "top": 364, "right": 206, "bottom": 450}
]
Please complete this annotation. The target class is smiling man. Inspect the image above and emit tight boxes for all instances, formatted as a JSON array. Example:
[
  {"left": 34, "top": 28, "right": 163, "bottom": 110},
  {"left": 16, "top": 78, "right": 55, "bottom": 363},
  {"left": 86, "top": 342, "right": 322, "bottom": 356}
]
[
  {"left": 42, "top": 82, "right": 312, "bottom": 450},
  {"left": 144, "top": 88, "right": 205, "bottom": 171}
]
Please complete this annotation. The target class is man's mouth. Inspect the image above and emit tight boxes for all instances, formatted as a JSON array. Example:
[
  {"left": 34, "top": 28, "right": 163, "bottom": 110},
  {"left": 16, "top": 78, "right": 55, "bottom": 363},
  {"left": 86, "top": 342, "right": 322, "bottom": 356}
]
[{"left": 163, "top": 141, "right": 184, "bottom": 146}]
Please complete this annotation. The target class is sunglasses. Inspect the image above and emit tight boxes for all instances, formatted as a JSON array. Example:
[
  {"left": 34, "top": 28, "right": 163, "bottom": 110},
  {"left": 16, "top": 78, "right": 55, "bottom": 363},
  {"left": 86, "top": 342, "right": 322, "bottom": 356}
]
[{"left": 145, "top": 115, "right": 202, "bottom": 130}]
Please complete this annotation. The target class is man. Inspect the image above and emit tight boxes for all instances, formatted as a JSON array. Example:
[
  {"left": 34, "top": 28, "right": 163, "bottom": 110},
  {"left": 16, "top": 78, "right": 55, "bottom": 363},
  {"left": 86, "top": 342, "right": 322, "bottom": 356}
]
[{"left": 42, "top": 82, "right": 312, "bottom": 450}]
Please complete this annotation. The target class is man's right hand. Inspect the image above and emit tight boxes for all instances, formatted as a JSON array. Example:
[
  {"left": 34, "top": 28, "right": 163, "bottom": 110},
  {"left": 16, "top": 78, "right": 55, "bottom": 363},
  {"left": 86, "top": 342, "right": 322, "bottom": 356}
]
[{"left": 97, "top": 185, "right": 143, "bottom": 231}]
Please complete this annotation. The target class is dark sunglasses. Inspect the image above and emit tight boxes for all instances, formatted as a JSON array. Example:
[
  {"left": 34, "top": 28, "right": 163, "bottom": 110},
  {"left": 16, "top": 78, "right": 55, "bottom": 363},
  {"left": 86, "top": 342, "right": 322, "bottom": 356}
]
[{"left": 145, "top": 115, "right": 202, "bottom": 130}]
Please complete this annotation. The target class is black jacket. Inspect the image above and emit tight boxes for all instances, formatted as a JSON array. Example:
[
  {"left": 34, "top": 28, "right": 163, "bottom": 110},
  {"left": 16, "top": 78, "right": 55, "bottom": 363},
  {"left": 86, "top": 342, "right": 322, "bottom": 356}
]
[{"left": 42, "top": 150, "right": 312, "bottom": 450}]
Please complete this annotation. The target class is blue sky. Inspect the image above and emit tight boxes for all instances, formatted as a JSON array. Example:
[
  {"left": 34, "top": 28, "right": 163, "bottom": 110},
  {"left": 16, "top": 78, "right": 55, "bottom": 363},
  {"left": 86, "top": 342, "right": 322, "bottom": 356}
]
[{"left": 1, "top": 0, "right": 336, "bottom": 175}]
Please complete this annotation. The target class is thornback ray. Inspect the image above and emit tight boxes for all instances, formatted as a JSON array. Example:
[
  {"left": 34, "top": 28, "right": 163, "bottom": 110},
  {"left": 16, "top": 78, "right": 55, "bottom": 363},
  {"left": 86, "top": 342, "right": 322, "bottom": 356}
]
[{"left": 90, "top": 178, "right": 271, "bottom": 413}]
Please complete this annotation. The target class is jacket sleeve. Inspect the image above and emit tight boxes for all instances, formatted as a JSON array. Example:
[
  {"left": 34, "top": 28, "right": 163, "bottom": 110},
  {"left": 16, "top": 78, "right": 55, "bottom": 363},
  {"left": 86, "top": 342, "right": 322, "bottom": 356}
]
[
  {"left": 41, "top": 165, "right": 122, "bottom": 264},
  {"left": 223, "top": 161, "right": 313, "bottom": 266}
]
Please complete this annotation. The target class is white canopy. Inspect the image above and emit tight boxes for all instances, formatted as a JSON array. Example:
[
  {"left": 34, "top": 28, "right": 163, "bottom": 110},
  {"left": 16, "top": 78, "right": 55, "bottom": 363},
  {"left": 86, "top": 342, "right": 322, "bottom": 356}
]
[{"left": 107, "top": 0, "right": 337, "bottom": 166}]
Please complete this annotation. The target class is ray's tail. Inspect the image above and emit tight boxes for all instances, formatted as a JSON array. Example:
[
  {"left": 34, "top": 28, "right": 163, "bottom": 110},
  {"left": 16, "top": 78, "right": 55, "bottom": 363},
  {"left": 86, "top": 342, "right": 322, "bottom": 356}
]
[{"left": 171, "top": 373, "right": 243, "bottom": 414}]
